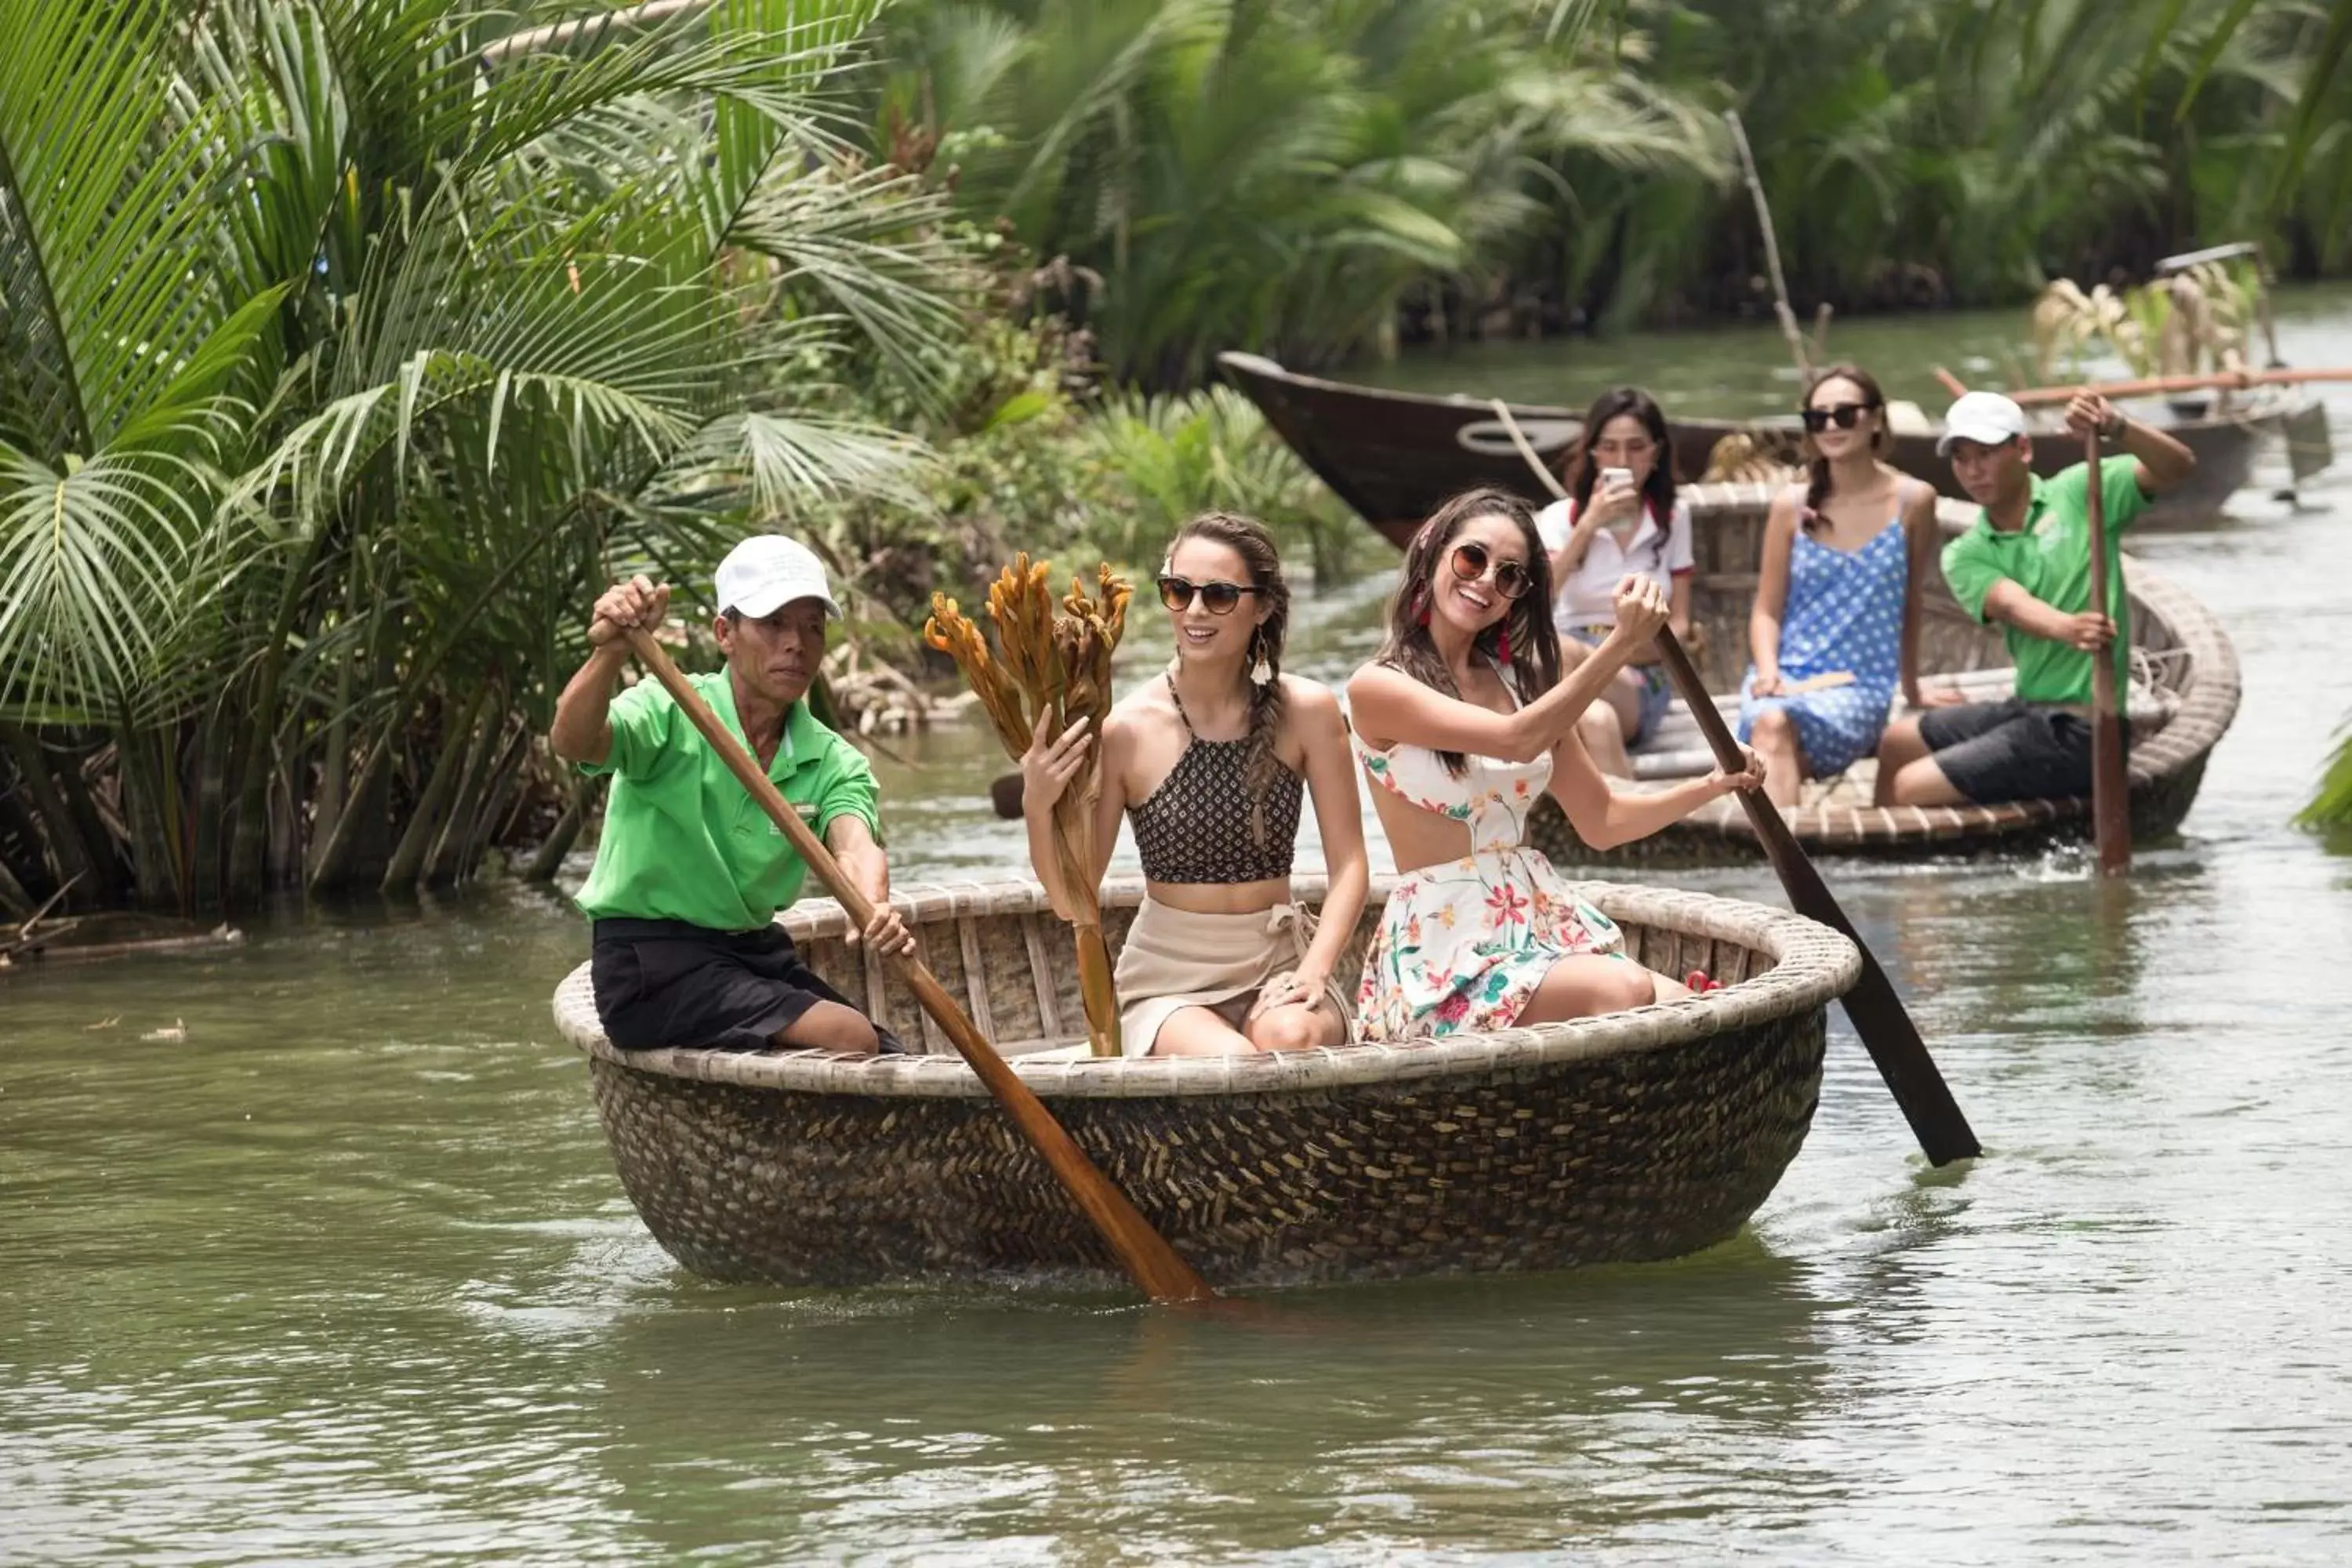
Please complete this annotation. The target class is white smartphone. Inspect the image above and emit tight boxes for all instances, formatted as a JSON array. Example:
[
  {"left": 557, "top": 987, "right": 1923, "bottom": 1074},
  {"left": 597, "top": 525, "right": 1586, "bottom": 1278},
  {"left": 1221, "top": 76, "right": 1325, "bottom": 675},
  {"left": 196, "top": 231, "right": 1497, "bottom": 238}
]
[{"left": 1599, "top": 466, "right": 1634, "bottom": 492}]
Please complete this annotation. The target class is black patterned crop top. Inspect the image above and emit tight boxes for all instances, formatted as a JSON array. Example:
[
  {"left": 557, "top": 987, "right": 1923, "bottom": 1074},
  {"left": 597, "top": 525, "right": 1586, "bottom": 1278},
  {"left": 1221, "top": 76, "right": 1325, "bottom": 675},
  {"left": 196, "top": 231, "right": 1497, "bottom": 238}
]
[{"left": 1127, "top": 675, "right": 1302, "bottom": 884}]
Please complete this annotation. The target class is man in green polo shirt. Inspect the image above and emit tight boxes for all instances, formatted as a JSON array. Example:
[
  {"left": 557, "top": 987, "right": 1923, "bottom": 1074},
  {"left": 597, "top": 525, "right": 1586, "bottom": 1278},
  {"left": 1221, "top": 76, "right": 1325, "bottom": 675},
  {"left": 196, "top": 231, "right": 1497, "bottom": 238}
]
[
  {"left": 550, "top": 535, "right": 914, "bottom": 1054},
  {"left": 1875, "top": 389, "right": 2195, "bottom": 808}
]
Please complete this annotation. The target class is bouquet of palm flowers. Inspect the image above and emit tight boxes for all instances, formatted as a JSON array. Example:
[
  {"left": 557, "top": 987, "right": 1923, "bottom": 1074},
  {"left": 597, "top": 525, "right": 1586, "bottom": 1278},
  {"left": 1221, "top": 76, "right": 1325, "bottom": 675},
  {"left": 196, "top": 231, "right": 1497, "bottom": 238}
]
[{"left": 925, "top": 559, "right": 1131, "bottom": 1058}]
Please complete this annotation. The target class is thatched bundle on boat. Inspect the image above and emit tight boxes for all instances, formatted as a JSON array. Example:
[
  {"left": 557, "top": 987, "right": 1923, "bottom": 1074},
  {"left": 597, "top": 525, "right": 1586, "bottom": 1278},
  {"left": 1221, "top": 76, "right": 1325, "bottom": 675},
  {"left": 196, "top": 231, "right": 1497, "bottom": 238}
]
[{"left": 554, "top": 878, "right": 1860, "bottom": 1291}]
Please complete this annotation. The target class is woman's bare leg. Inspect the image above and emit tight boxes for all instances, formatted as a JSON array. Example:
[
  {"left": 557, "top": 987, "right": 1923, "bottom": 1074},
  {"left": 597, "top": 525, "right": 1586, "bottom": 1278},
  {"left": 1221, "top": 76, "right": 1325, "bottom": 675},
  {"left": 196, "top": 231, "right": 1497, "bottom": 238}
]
[
  {"left": 1747, "top": 706, "right": 1810, "bottom": 808},
  {"left": 1149, "top": 1005, "right": 1257, "bottom": 1056},
  {"left": 1512, "top": 954, "right": 1663, "bottom": 1025},
  {"left": 1577, "top": 703, "right": 1634, "bottom": 779},
  {"left": 1243, "top": 999, "right": 1347, "bottom": 1052}
]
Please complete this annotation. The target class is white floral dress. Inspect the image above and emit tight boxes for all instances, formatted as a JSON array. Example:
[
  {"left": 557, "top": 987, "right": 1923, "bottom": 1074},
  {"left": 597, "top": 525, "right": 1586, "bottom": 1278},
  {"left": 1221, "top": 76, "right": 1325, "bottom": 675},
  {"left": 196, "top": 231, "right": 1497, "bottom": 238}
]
[{"left": 1353, "top": 718, "right": 1625, "bottom": 1040}]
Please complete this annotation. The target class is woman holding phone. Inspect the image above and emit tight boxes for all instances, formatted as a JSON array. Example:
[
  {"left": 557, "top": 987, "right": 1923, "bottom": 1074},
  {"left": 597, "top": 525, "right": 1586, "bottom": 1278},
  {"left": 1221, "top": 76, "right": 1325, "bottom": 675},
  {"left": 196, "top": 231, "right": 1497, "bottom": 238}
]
[{"left": 1534, "top": 387, "right": 1695, "bottom": 778}]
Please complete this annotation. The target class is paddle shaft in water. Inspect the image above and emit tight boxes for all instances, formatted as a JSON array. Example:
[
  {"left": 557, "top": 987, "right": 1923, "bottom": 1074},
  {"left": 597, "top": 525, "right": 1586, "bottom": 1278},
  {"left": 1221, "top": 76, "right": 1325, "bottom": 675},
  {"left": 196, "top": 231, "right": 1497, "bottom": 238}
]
[
  {"left": 622, "top": 631, "right": 1218, "bottom": 1305},
  {"left": 2083, "top": 432, "right": 2132, "bottom": 877},
  {"left": 1654, "top": 630, "right": 1983, "bottom": 1166}
]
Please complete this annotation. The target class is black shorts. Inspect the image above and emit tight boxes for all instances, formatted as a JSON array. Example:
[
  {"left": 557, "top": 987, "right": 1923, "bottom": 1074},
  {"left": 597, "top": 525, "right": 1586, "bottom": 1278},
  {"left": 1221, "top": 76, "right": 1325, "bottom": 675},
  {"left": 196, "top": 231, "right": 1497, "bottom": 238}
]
[
  {"left": 1918, "top": 698, "right": 2114, "bottom": 805},
  {"left": 590, "top": 917, "right": 906, "bottom": 1053}
]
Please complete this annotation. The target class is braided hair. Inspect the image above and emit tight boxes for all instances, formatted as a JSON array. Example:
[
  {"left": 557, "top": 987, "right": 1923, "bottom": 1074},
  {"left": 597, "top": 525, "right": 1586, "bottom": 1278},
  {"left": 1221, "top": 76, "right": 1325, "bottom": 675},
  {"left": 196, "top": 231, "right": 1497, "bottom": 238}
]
[
  {"left": 1800, "top": 363, "right": 1892, "bottom": 532},
  {"left": 1164, "top": 511, "right": 1291, "bottom": 846},
  {"left": 1373, "top": 487, "right": 1563, "bottom": 779}
]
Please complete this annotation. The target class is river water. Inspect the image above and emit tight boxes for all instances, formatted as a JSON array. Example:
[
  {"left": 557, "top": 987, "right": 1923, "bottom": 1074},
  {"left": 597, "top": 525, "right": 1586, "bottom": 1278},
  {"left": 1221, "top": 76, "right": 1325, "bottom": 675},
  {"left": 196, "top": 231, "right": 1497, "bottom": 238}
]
[{"left": 4, "top": 292, "right": 2350, "bottom": 1563}]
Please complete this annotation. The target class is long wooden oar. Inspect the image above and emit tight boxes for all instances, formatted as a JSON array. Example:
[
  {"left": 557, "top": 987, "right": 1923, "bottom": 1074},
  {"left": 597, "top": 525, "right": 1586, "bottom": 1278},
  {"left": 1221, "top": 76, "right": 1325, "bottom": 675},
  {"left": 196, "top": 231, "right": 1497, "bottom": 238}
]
[
  {"left": 622, "top": 630, "right": 1217, "bottom": 1305},
  {"left": 1654, "top": 631, "right": 1980, "bottom": 1165},
  {"left": 2082, "top": 434, "right": 2131, "bottom": 877},
  {"left": 2000, "top": 365, "right": 2352, "bottom": 407},
  {"left": 1487, "top": 397, "right": 1979, "bottom": 1165}
]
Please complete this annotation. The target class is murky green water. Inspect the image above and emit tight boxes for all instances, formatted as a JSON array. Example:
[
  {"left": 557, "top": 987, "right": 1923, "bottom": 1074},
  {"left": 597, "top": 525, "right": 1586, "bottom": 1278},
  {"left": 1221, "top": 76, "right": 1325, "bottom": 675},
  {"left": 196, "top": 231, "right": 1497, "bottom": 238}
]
[{"left": 5, "top": 292, "right": 2350, "bottom": 1563}]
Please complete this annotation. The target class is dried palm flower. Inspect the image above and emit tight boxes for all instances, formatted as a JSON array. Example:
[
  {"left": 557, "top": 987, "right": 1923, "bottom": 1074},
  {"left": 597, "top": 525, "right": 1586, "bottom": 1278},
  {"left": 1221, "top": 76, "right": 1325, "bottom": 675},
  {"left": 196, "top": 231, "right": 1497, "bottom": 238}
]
[{"left": 926, "top": 559, "right": 1132, "bottom": 1056}]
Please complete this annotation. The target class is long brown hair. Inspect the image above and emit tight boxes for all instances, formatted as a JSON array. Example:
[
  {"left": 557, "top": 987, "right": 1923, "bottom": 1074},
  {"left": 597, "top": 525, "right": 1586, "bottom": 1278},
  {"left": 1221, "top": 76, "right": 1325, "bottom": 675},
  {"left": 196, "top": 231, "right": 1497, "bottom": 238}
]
[
  {"left": 1801, "top": 363, "right": 1892, "bottom": 528},
  {"left": 1164, "top": 510, "right": 1291, "bottom": 844},
  {"left": 1564, "top": 386, "right": 1678, "bottom": 563},
  {"left": 1374, "top": 487, "right": 1563, "bottom": 778}
]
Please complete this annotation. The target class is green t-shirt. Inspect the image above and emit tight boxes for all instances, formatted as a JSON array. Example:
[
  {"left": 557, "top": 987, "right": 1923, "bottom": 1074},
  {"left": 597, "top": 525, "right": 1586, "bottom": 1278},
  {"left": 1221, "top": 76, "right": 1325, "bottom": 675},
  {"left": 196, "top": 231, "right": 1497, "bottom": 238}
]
[
  {"left": 1940, "top": 455, "right": 2147, "bottom": 706},
  {"left": 574, "top": 669, "right": 879, "bottom": 931}
]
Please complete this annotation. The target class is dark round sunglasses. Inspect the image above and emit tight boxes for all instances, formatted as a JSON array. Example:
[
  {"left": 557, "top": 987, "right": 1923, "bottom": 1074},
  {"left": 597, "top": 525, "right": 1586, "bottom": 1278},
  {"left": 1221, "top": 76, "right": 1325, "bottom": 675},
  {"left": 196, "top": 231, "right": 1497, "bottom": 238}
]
[
  {"left": 1447, "top": 540, "right": 1532, "bottom": 601},
  {"left": 1801, "top": 400, "right": 1881, "bottom": 432},
  {"left": 1156, "top": 575, "right": 1258, "bottom": 615}
]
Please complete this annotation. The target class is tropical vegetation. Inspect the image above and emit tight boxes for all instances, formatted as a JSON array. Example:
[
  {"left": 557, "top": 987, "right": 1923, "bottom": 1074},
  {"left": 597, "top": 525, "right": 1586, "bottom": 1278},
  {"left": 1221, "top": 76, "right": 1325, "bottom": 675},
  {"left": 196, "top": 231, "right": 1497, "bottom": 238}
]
[
  {"left": 0, "top": 0, "right": 956, "bottom": 913},
  {"left": 870, "top": 0, "right": 2352, "bottom": 381},
  {"left": 4, "top": 0, "right": 2348, "bottom": 916}
]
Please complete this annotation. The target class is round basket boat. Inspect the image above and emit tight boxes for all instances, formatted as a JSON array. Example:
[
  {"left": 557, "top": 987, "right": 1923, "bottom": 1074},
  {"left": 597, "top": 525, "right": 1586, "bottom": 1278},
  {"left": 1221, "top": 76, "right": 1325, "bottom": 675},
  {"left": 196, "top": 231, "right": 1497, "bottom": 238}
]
[
  {"left": 554, "top": 878, "right": 1861, "bottom": 1292},
  {"left": 1525, "top": 534, "right": 2240, "bottom": 866}
]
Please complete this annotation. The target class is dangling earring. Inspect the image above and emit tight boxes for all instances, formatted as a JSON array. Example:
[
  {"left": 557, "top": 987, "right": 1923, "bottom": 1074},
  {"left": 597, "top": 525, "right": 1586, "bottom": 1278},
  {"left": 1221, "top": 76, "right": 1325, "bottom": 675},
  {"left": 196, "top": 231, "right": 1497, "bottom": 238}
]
[
  {"left": 1249, "top": 629, "right": 1273, "bottom": 688},
  {"left": 1497, "top": 619, "right": 1513, "bottom": 668},
  {"left": 1415, "top": 586, "right": 1432, "bottom": 628}
]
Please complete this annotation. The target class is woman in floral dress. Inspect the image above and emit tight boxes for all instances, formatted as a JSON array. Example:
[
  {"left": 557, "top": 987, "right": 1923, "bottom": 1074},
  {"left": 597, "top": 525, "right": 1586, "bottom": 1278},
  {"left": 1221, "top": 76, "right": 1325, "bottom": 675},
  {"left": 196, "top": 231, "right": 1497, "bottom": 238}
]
[{"left": 1346, "top": 488, "right": 1767, "bottom": 1040}]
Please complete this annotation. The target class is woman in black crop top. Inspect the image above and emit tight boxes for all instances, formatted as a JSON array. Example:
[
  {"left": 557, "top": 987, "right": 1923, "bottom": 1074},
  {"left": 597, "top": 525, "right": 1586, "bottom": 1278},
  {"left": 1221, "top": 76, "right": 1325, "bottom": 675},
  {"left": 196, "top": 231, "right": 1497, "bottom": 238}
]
[{"left": 1019, "top": 513, "right": 1370, "bottom": 1057}]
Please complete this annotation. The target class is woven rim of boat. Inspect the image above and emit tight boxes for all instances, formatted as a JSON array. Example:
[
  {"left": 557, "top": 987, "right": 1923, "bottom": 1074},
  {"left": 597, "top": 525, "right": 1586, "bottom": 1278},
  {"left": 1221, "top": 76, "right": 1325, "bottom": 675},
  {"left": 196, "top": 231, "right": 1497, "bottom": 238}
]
[
  {"left": 554, "top": 880, "right": 1860, "bottom": 1099},
  {"left": 1639, "top": 499, "right": 2239, "bottom": 848}
]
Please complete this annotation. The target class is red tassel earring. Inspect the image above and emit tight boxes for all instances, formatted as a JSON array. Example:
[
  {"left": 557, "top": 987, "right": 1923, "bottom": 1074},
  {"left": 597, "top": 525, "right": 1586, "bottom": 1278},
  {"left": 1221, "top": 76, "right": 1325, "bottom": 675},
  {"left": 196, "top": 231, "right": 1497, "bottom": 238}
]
[
  {"left": 1415, "top": 586, "right": 1431, "bottom": 627},
  {"left": 1497, "top": 619, "right": 1513, "bottom": 667}
]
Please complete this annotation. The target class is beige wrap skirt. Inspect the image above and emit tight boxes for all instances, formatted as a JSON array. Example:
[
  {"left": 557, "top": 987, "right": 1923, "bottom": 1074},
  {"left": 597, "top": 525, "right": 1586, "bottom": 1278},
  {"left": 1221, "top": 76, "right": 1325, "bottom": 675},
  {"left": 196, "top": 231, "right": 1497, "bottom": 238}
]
[{"left": 1112, "top": 896, "right": 1356, "bottom": 1057}]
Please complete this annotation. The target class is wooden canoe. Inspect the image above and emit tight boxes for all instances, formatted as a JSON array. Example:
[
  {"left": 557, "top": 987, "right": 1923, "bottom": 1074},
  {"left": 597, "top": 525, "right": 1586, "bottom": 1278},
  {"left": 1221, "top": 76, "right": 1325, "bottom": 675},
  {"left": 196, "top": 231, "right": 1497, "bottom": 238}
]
[
  {"left": 553, "top": 878, "right": 1860, "bottom": 1291},
  {"left": 1521, "top": 486, "right": 2239, "bottom": 864},
  {"left": 1218, "top": 350, "right": 2296, "bottom": 542}
]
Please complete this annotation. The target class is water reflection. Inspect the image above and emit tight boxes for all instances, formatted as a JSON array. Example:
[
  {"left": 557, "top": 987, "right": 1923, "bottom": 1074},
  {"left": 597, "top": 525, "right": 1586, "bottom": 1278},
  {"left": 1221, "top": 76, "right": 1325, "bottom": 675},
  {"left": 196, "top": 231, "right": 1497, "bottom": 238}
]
[
  {"left": 575, "top": 1243, "right": 1838, "bottom": 1558},
  {"left": 5, "top": 296, "right": 2352, "bottom": 1561}
]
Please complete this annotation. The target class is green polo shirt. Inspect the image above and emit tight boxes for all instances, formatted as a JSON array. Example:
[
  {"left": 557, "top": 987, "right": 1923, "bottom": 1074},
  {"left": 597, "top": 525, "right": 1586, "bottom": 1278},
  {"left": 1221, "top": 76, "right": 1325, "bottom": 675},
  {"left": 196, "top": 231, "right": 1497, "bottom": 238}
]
[
  {"left": 1941, "top": 456, "right": 2147, "bottom": 706},
  {"left": 574, "top": 670, "right": 878, "bottom": 931}
]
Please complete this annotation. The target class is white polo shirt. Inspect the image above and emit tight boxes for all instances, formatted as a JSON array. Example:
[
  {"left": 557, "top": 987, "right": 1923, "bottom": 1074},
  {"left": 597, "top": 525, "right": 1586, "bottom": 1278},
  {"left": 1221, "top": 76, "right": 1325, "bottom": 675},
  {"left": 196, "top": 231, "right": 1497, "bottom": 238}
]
[{"left": 1534, "top": 496, "right": 1694, "bottom": 634}]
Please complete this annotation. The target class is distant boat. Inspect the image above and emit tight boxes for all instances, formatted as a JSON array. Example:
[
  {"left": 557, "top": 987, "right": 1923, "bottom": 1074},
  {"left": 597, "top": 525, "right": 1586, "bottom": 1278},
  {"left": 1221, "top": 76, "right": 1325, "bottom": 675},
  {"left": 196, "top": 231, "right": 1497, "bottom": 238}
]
[{"left": 1219, "top": 350, "right": 2310, "bottom": 543}]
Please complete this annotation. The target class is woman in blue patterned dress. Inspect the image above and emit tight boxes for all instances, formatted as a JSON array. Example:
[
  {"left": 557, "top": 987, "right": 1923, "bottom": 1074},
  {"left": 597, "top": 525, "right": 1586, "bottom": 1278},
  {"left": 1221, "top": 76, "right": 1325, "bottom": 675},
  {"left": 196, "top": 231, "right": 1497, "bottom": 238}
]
[{"left": 1738, "top": 365, "right": 1953, "bottom": 808}]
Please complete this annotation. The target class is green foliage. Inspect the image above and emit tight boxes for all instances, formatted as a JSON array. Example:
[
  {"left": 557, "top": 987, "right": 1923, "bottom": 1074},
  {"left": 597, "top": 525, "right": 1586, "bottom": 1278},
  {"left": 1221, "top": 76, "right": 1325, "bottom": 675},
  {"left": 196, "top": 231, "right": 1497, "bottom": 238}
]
[
  {"left": 874, "top": 0, "right": 1721, "bottom": 382},
  {"left": 0, "top": 0, "right": 960, "bottom": 908},
  {"left": 1080, "top": 386, "right": 1360, "bottom": 585},
  {"left": 871, "top": 0, "right": 2352, "bottom": 351},
  {"left": 2300, "top": 725, "right": 2352, "bottom": 837}
]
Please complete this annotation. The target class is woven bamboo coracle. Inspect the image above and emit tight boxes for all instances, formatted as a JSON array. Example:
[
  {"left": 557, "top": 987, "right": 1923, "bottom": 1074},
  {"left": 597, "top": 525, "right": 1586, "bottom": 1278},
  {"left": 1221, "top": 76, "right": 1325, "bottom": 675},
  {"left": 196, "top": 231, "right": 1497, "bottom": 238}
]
[
  {"left": 1526, "top": 490, "right": 2241, "bottom": 866},
  {"left": 554, "top": 878, "right": 1861, "bottom": 1291}
]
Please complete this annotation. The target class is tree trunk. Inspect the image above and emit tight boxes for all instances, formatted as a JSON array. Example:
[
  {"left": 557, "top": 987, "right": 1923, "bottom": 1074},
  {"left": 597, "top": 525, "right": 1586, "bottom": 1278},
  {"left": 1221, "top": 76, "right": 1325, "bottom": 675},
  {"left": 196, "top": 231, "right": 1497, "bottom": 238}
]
[
  {"left": 456, "top": 726, "right": 532, "bottom": 884},
  {"left": 425, "top": 708, "right": 506, "bottom": 887},
  {"left": 522, "top": 775, "right": 601, "bottom": 882},
  {"left": 0, "top": 845, "right": 32, "bottom": 918},
  {"left": 380, "top": 688, "right": 494, "bottom": 893},
  {"left": 0, "top": 726, "right": 100, "bottom": 908}
]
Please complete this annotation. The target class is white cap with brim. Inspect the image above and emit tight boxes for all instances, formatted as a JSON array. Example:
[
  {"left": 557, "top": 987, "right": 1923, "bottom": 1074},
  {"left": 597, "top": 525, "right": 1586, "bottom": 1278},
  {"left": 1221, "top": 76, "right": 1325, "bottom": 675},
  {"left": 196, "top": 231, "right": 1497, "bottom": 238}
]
[
  {"left": 1936, "top": 390, "right": 2030, "bottom": 456},
  {"left": 713, "top": 535, "right": 839, "bottom": 620}
]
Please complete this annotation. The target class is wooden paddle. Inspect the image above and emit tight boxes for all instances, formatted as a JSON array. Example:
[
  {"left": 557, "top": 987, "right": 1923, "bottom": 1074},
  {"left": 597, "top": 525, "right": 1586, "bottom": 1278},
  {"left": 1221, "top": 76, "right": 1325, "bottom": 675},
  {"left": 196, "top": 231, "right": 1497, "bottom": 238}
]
[
  {"left": 622, "top": 630, "right": 1217, "bottom": 1305},
  {"left": 2082, "top": 432, "right": 2131, "bottom": 877},
  {"left": 1487, "top": 397, "right": 1979, "bottom": 1165},
  {"left": 2000, "top": 365, "right": 2352, "bottom": 407},
  {"left": 1654, "top": 630, "right": 1980, "bottom": 1165}
]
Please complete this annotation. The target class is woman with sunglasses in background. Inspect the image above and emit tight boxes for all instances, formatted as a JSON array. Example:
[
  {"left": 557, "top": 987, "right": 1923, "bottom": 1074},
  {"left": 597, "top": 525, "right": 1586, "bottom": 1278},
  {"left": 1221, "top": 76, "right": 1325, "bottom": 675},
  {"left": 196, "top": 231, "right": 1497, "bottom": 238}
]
[
  {"left": 1018, "top": 513, "right": 1369, "bottom": 1057},
  {"left": 1533, "top": 387, "right": 1696, "bottom": 779},
  {"left": 1346, "top": 488, "right": 1766, "bottom": 1041},
  {"left": 1737, "top": 365, "right": 1945, "bottom": 808}
]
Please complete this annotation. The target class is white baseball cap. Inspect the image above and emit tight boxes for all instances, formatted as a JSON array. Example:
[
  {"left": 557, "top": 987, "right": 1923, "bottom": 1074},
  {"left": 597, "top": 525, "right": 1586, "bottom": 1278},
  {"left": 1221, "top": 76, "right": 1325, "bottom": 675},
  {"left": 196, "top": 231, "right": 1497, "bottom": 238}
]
[
  {"left": 713, "top": 535, "right": 838, "bottom": 619},
  {"left": 1936, "top": 391, "right": 2030, "bottom": 456}
]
